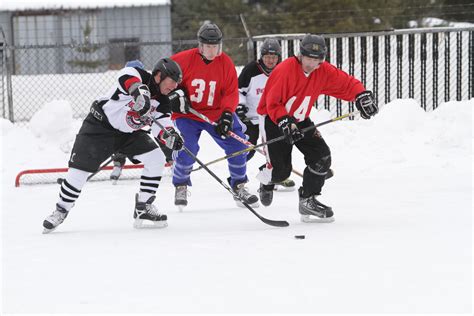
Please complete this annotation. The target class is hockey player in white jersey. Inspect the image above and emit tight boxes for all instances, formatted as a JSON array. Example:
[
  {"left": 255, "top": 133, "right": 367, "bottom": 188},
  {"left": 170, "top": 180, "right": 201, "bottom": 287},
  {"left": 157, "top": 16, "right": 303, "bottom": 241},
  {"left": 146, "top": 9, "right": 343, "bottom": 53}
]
[
  {"left": 109, "top": 59, "right": 174, "bottom": 184},
  {"left": 237, "top": 38, "right": 296, "bottom": 199},
  {"left": 43, "top": 57, "right": 187, "bottom": 233}
]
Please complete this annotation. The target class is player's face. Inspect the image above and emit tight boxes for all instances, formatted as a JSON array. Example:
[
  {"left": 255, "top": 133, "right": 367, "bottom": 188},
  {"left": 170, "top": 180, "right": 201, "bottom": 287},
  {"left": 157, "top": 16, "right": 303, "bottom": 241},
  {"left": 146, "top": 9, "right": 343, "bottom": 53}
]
[
  {"left": 156, "top": 75, "right": 178, "bottom": 95},
  {"left": 262, "top": 54, "right": 279, "bottom": 70},
  {"left": 199, "top": 43, "right": 221, "bottom": 60},
  {"left": 300, "top": 55, "right": 324, "bottom": 74}
]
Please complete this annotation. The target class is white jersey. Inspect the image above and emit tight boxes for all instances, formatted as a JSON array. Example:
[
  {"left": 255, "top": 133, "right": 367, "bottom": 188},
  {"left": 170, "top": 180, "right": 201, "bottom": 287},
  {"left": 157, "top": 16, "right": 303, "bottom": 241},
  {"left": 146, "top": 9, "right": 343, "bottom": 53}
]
[
  {"left": 96, "top": 66, "right": 173, "bottom": 139},
  {"left": 238, "top": 60, "right": 270, "bottom": 125}
]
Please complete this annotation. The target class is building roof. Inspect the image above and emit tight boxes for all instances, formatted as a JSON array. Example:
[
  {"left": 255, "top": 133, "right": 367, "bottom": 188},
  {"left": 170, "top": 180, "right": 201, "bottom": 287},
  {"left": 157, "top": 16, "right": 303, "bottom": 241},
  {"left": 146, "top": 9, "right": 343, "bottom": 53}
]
[{"left": 1, "top": 0, "right": 170, "bottom": 11}]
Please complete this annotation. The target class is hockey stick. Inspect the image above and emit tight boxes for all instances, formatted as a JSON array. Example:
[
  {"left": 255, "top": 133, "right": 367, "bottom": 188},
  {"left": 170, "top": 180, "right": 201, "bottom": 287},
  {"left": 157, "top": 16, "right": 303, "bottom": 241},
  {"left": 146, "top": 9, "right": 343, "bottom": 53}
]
[
  {"left": 192, "top": 112, "right": 354, "bottom": 172},
  {"left": 152, "top": 117, "right": 289, "bottom": 228},
  {"left": 56, "top": 157, "right": 114, "bottom": 185},
  {"left": 188, "top": 108, "right": 304, "bottom": 178}
]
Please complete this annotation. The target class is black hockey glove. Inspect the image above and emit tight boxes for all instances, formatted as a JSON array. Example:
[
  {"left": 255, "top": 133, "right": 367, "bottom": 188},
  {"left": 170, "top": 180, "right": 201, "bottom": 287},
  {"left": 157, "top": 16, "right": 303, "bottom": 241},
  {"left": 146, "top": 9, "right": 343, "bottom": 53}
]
[
  {"left": 129, "top": 83, "right": 151, "bottom": 119},
  {"left": 355, "top": 90, "right": 378, "bottom": 119},
  {"left": 215, "top": 111, "right": 233, "bottom": 139},
  {"left": 160, "top": 127, "right": 184, "bottom": 151},
  {"left": 168, "top": 89, "right": 191, "bottom": 114},
  {"left": 277, "top": 116, "right": 304, "bottom": 145},
  {"left": 236, "top": 104, "right": 248, "bottom": 121}
]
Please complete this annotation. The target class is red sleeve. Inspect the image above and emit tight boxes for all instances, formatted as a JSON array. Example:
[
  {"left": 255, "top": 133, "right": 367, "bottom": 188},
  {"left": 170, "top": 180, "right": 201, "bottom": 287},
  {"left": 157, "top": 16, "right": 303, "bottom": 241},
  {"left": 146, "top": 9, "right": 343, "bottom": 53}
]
[
  {"left": 220, "top": 57, "right": 239, "bottom": 113},
  {"left": 320, "top": 63, "right": 366, "bottom": 101},
  {"left": 171, "top": 51, "right": 190, "bottom": 89},
  {"left": 261, "top": 66, "right": 290, "bottom": 124},
  {"left": 123, "top": 77, "right": 140, "bottom": 91}
]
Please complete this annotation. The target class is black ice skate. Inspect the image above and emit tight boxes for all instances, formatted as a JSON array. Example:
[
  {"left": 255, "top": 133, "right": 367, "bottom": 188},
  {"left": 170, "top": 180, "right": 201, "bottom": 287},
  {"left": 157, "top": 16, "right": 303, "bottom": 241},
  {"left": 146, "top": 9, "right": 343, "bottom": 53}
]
[
  {"left": 174, "top": 185, "right": 189, "bottom": 212},
  {"left": 258, "top": 183, "right": 274, "bottom": 207},
  {"left": 110, "top": 161, "right": 123, "bottom": 184},
  {"left": 274, "top": 178, "right": 295, "bottom": 192},
  {"left": 43, "top": 204, "right": 69, "bottom": 234},
  {"left": 298, "top": 187, "right": 334, "bottom": 223},
  {"left": 233, "top": 183, "right": 259, "bottom": 208},
  {"left": 134, "top": 194, "right": 168, "bottom": 228}
]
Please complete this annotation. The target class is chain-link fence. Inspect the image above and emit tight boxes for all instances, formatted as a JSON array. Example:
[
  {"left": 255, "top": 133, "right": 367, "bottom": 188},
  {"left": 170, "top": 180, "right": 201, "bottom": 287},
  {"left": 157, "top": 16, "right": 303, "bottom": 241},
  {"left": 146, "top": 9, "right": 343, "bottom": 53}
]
[{"left": 1, "top": 27, "right": 473, "bottom": 125}]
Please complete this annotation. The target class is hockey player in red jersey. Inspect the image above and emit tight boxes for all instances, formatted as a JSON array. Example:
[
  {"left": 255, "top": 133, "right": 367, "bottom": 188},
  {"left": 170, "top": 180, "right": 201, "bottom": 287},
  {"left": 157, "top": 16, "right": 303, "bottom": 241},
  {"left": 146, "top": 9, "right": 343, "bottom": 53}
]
[
  {"left": 170, "top": 22, "right": 258, "bottom": 210},
  {"left": 257, "top": 34, "right": 378, "bottom": 222}
]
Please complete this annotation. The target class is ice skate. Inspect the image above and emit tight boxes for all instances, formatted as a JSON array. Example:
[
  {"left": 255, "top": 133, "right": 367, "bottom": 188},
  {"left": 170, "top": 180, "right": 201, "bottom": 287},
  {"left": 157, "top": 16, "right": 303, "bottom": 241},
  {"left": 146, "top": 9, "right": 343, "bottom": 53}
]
[
  {"left": 134, "top": 194, "right": 168, "bottom": 228},
  {"left": 174, "top": 185, "right": 189, "bottom": 212},
  {"left": 110, "top": 161, "right": 123, "bottom": 185},
  {"left": 325, "top": 168, "right": 334, "bottom": 180},
  {"left": 258, "top": 183, "right": 274, "bottom": 207},
  {"left": 274, "top": 178, "right": 295, "bottom": 192},
  {"left": 43, "top": 204, "right": 69, "bottom": 234},
  {"left": 233, "top": 183, "right": 259, "bottom": 208},
  {"left": 298, "top": 187, "right": 334, "bottom": 223}
]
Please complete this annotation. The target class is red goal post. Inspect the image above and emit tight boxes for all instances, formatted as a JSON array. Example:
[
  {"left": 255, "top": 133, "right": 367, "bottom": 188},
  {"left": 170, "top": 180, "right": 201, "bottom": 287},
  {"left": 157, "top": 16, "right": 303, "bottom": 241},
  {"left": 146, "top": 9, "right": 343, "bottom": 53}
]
[{"left": 15, "top": 162, "right": 172, "bottom": 187}]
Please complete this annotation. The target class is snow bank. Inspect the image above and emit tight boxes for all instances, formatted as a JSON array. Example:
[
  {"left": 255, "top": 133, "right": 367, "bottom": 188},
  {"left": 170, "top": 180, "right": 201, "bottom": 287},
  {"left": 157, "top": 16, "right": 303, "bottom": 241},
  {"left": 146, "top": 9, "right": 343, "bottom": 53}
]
[{"left": 29, "top": 100, "right": 76, "bottom": 153}]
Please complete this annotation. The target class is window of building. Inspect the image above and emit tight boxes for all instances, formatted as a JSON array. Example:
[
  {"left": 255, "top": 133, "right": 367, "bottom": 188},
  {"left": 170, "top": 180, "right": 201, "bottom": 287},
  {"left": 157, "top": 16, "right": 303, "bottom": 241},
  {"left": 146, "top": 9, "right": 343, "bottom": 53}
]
[{"left": 109, "top": 38, "right": 140, "bottom": 70}]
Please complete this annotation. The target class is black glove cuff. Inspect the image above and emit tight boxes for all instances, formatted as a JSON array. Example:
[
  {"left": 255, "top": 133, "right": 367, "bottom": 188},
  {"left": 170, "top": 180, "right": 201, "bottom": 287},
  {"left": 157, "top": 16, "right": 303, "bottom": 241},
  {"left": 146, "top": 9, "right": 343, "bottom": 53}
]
[
  {"left": 355, "top": 90, "right": 373, "bottom": 100},
  {"left": 277, "top": 115, "right": 295, "bottom": 127}
]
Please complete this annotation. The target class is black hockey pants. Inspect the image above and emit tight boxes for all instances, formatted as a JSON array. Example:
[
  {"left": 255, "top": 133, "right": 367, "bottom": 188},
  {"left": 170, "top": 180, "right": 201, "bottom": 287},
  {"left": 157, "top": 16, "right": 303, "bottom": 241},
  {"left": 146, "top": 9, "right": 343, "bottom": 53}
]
[{"left": 263, "top": 116, "right": 331, "bottom": 197}]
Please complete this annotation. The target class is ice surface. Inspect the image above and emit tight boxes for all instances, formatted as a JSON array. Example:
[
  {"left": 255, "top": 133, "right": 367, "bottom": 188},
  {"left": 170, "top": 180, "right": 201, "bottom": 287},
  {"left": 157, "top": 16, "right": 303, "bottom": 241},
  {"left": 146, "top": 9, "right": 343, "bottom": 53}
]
[{"left": 1, "top": 98, "right": 472, "bottom": 313}]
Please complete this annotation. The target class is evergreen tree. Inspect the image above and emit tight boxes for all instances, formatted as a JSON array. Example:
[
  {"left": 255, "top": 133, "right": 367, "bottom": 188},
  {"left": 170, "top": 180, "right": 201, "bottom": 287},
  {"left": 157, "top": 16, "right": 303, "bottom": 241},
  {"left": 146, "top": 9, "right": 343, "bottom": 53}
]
[{"left": 67, "top": 20, "right": 105, "bottom": 73}]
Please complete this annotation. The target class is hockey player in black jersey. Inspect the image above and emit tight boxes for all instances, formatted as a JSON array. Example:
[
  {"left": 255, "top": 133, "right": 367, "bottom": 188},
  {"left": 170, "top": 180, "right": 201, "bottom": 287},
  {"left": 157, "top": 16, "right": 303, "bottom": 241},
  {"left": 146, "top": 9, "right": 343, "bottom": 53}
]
[
  {"left": 237, "top": 38, "right": 295, "bottom": 198},
  {"left": 43, "top": 57, "right": 188, "bottom": 233}
]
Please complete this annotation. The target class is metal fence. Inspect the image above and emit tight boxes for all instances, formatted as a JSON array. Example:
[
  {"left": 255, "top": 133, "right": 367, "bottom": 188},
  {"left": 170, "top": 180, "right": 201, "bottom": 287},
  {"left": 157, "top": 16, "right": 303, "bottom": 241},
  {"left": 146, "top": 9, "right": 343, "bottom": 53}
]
[
  {"left": 1, "top": 26, "right": 473, "bottom": 124},
  {"left": 254, "top": 26, "right": 474, "bottom": 115}
]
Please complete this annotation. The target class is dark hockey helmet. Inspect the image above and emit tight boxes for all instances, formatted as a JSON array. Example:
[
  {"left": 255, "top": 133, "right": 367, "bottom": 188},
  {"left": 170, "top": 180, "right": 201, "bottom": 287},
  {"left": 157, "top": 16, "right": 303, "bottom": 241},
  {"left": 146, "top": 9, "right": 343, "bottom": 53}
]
[
  {"left": 260, "top": 38, "right": 281, "bottom": 57},
  {"left": 152, "top": 57, "right": 182, "bottom": 84},
  {"left": 197, "top": 23, "right": 223, "bottom": 44},
  {"left": 299, "top": 34, "right": 327, "bottom": 59}
]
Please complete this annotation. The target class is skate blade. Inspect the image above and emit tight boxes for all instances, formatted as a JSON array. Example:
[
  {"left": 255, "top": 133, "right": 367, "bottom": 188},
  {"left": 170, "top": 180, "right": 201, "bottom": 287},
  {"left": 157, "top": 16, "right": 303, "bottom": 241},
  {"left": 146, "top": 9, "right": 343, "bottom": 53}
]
[
  {"left": 176, "top": 205, "right": 186, "bottom": 212},
  {"left": 236, "top": 201, "right": 260, "bottom": 208},
  {"left": 42, "top": 227, "right": 56, "bottom": 234},
  {"left": 274, "top": 185, "right": 295, "bottom": 192},
  {"left": 300, "top": 215, "right": 335, "bottom": 223},
  {"left": 133, "top": 219, "right": 168, "bottom": 229},
  {"left": 111, "top": 179, "right": 118, "bottom": 185}
]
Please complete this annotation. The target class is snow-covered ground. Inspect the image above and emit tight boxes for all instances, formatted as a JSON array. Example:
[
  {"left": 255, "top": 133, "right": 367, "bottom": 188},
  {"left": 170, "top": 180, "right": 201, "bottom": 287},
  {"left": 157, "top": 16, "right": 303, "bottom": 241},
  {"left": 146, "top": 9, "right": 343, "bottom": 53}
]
[{"left": 1, "top": 99, "right": 472, "bottom": 314}]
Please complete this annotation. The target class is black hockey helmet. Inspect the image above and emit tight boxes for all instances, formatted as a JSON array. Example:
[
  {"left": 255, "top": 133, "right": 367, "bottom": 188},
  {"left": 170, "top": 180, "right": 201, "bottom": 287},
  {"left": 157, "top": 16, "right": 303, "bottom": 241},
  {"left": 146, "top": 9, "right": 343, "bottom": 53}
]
[
  {"left": 152, "top": 57, "right": 182, "bottom": 84},
  {"left": 299, "top": 34, "right": 327, "bottom": 59},
  {"left": 197, "top": 23, "right": 223, "bottom": 44},
  {"left": 260, "top": 38, "right": 281, "bottom": 56}
]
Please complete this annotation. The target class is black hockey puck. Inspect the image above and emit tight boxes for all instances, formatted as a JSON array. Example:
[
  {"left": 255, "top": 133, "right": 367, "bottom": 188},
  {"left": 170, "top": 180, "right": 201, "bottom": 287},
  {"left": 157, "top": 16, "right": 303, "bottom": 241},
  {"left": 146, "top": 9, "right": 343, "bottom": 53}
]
[{"left": 294, "top": 235, "right": 305, "bottom": 239}]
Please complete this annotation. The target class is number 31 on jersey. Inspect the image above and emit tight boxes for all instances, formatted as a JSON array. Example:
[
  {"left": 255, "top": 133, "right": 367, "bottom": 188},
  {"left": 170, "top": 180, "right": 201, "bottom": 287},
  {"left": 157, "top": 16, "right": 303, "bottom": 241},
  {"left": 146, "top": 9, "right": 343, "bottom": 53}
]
[{"left": 190, "top": 79, "right": 217, "bottom": 106}]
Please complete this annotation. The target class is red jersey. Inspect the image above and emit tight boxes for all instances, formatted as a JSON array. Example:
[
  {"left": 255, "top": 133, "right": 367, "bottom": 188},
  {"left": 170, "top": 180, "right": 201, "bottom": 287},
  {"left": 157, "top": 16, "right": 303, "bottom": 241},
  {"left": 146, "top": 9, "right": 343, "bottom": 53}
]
[
  {"left": 171, "top": 48, "right": 239, "bottom": 122},
  {"left": 257, "top": 56, "right": 365, "bottom": 124}
]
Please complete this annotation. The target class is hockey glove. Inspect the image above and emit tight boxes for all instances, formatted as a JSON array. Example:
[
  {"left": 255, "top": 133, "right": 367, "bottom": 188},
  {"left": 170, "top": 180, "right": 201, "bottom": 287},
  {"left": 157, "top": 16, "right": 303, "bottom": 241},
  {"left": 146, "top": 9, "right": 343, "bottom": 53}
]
[
  {"left": 277, "top": 116, "right": 304, "bottom": 145},
  {"left": 129, "top": 83, "right": 151, "bottom": 119},
  {"left": 236, "top": 104, "right": 248, "bottom": 121},
  {"left": 355, "top": 90, "right": 378, "bottom": 119},
  {"left": 159, "top": 127, "right": 184, "bottom": 151},
  {"left": 215, "top": 111, "right": 233, "bottom": 139},
  {"left": 168, "top": 89, "right": 191, "bottom": 114}
]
